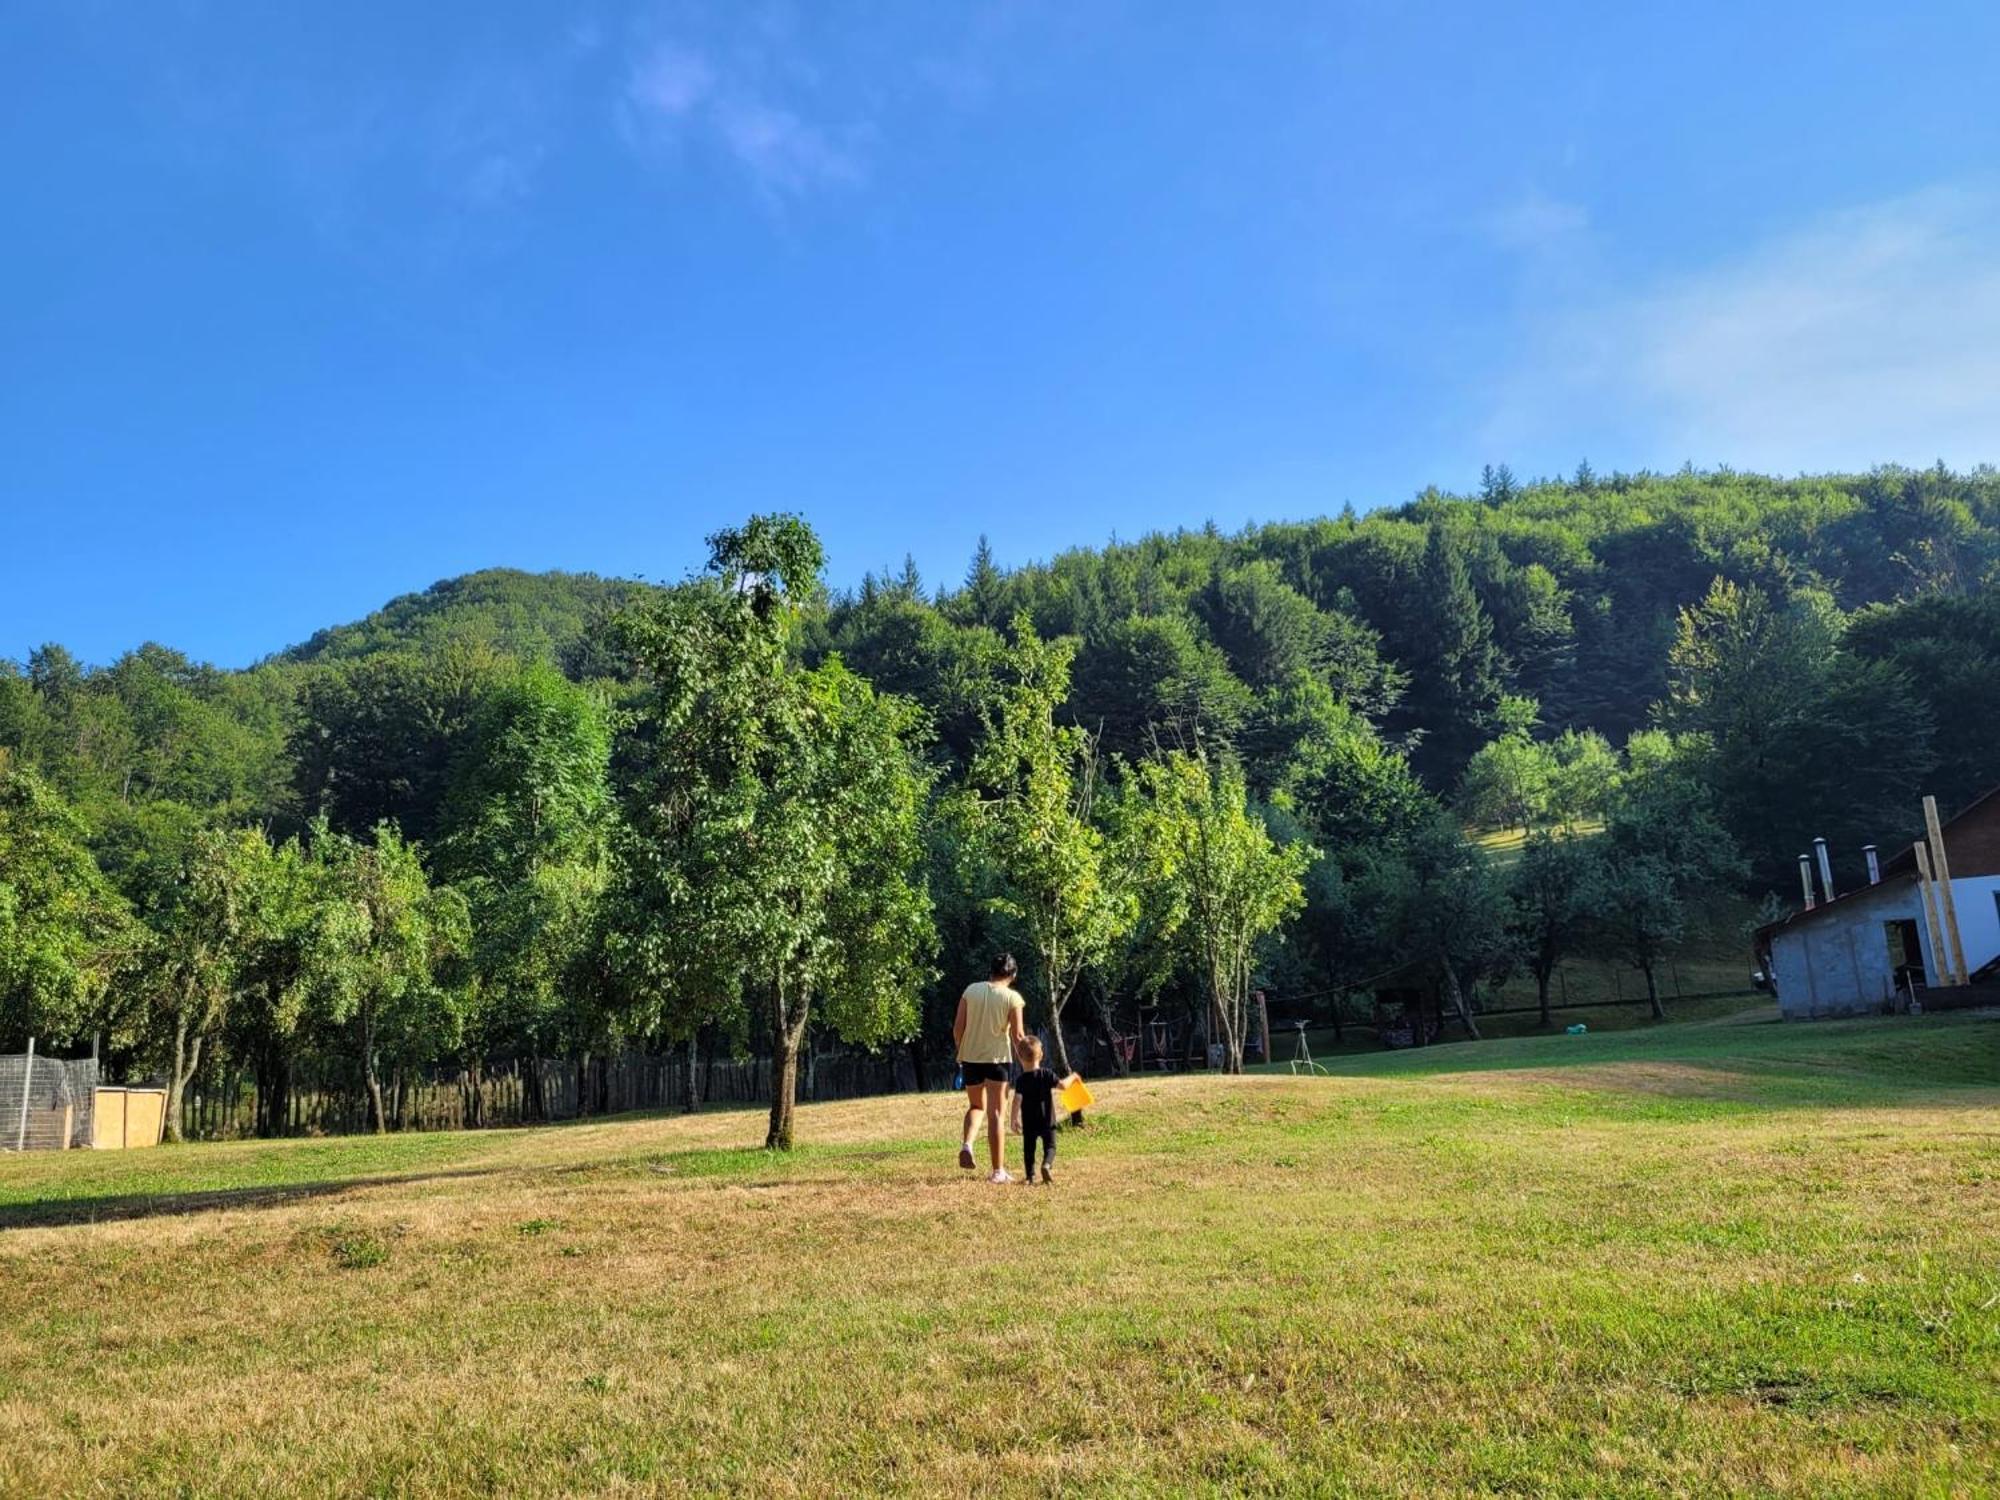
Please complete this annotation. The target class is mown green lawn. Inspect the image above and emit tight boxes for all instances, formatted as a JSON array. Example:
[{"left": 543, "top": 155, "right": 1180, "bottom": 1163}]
[{"left": 2, "top": 1014, "right": 1996, "bottom": 1497}]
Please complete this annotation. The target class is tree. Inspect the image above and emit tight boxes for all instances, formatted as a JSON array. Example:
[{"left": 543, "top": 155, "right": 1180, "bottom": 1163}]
[
  {"left": 222, "top": 833, "right": 320, "bottom": 1136},
  {"left": 145, "top": 827, "right": 273, "bottom": 1141},
  {"left": 1509, "top": 830, "right": 1604, "bottom": 1027},
  {"left": 307, "top": 823, "right": 471, "bottom": 1133},
  {"left": 1545, "top": 729, "right": 1620, "bottom": 827},
  {"left": 1360, "top": 814, "right": 1514, "bottom": 1038},
  {"left": 1593, "top": 738, "right": 1745, "bottom": 1018},
  {"left": 290, "top": 644, "right": 511, "bottom": 844},
  {"left": 971, "top": 617, "right": 1134, "bottom": 1076},
  {"left": 438, "top": 665, "right": 614, "bottom": 1064},
  {"left": 1129, "top": 753, "right": 1308, "bottom": 1072},
  {"left": 612, "top": 515, "right": 934, "bottom": 1149},
  {"left": 1257, "top": 673, "right": 1436, "bottom": 849},
  {"left": 1457, "top": 722, "right": 1557, "bottom": 831},
  {"left": 957, "top": 535, "right": 1007, "bottom": 628},
  {"left": 1401, "top": 525, "right": 1504, "bottom": 787},
  {"left": 1844, "top": 588, "right": 2000, "bottom": 817},
  {"left": 0, "top": 759, "right": 132, "bottom": 1050},
  {"left": 1069, "top": 613, "right": 1254, "bottom": 762},
  {"left": 1665, "top": 577, "right": 1935, "bottom": 885}
]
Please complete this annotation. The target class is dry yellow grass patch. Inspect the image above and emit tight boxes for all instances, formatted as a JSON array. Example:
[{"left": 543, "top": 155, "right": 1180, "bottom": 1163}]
[{"left": 3, "top": 1021, "right": 1997, "bottom": 1497}]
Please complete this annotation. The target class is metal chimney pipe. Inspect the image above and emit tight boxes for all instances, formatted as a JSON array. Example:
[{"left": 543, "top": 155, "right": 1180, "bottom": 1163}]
[
  {"left": 1814, "top": 837, "right": 1835, "bottom": 902},
  {"left": 1798, "top": 854, "right": 1815, "bottom": 910},
  {"left": 1863, "top": 844, "right": 1880, "bottom": 885}
]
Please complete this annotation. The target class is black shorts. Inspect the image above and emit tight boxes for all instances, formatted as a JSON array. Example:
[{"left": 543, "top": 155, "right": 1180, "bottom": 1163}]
[{"left": 960, "top": 1061, "right": 1009, "bottom": 1085}]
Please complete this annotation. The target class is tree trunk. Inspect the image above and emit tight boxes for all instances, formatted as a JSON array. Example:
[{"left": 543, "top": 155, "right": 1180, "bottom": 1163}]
[
  {"left": 905, "top": 1034, "right": 929, "bottom": 1093},
  {"left": 1212, "top": 979, "right": 1244, "bottom": 1074},
  {"left": 163, "top": 1010, "right": 195, "bottom": 1144},
  {"left": 1440, "top": 959, "right": 1481, "bottom": 1040},
  {"left": 1091, "top": 988, "right": 1130, "bottom": 1077},
  {"left": 1536, "top": 964, "right": 1553, "bottom": 1028},
  {"left": 1047, "top": 997, "right": 1073, "bottom": 1077},
  {"left": 362, "top": 1009, "right": 387, "bottom": 1135},
  {"left": 1644, "top": 963, "right": 1665, "bottom": 1021},
  {"left": 683, "top": 1033, "right": 701, "bottom": 1114},
  {"left": 766, "top": 982, "right": 808, "bottom": 1151}
]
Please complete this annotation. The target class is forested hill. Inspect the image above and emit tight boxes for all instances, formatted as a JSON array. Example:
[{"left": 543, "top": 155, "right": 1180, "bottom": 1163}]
[
  {"left": 4, "top": 462, "right": 1998, "bottom": 884},
  {"left": 6, "top": 463, "right": 2000, "bottom": 1122},
  {"left": 275, "top": 568, "right": 642, "bottom": 668},
  {"left": 914, "top": 463, "right": 2000, "bottom": 757}
]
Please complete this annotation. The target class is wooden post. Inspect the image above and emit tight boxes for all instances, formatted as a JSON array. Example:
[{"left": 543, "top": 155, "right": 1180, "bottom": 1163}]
[
  {"left": 1923, "top": 796, "right": 1969, "bottom": 986},
  {"left": 1914, "top": 842, "right": 1952, "bottom": 988},
  {"left": 14, "top": 1037, "right": 33, "bottom": 1151}
]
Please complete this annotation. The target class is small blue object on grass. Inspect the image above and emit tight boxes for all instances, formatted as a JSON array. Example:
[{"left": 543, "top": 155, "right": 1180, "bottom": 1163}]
[{"left": 1565, "top": 1023, "right": 1588, "bottom": 1035}]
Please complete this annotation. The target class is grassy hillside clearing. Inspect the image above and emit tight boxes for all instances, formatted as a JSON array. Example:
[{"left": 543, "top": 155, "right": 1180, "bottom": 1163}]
[{"left": 2, "top": 1015, "right": 1996, "bottom": 1497}]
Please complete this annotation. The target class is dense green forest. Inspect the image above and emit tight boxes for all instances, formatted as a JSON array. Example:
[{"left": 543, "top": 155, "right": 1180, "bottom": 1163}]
[{"left": 4, "top": 464, "right": 1998, "bottom": 1143}]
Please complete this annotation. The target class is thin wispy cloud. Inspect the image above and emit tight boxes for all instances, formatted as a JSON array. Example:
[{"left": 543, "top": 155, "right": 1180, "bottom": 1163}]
[
  {"left": 1487, "top": 189, "right": 1588, "bottom": 251},
  {"left": 622, "top": 33, "right": 863, "bottom": 203},
  {"left": 1485, "top": 186, "right": 2000, "bottom": 472}
]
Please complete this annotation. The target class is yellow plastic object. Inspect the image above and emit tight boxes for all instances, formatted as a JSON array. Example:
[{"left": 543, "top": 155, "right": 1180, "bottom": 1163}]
[{"left": 1058, "top": 1075, "right": 1095, "bottom": 1113}]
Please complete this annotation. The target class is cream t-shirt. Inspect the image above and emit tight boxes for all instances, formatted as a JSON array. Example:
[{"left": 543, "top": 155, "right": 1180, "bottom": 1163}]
[{"left": 957, "top": 981, "right": 1025, "bottom": 1064}]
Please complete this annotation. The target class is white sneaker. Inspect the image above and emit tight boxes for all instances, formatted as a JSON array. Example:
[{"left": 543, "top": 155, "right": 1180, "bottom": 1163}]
[{"left": 989, "top": 1169, "right": 1013, "bottom": 1184}]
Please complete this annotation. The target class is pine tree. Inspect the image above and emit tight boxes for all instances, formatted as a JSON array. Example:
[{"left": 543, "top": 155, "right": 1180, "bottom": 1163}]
[
  {"left": 962, "top": 536, "right": 1003, "bottom": 627},
  {"left": 1479, "top": 464, "right": 1517, "bottom": 504},
  {"left": 1403, "top": 525, "right": 1504, "bottom": 786}
]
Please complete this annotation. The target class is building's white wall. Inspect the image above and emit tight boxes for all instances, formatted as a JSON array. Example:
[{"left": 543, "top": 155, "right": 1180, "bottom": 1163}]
[
  {"left": 1934, "top": 873, "right": 2000, "bottom": 978},
  {"left": 1771, "top": 879, "right": 1924, "bottom": 1019}
]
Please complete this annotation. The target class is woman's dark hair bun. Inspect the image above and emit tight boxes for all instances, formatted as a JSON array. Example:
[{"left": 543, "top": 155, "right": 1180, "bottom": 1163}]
[{"left": 990, "top": 951, "right": 1019, "bottom": 979}]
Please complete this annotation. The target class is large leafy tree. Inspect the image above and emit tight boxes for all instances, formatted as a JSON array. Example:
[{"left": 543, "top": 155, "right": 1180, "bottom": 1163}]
[
  {"left": 1456, "top": 701, "right": 1559, "bottom": 831},
  {"left": 438, "top": 665, "right": 614, "bottom": 1062},
  {"left": 1664, "top": 578, "right": 1935, "bottom": 884},
  {"left": 1845, "top": 588, "right": 2000, "bottom": 817},
  {"left": 1593, "top": 734, "right": 1746, "bottom": 1018},
  {"left": 1068, "top": 613, "right": 1254, "bottom": 763},
  {"left": 1509, "top": 830, "right": 1605, "bottom": 1027},
  {"left": 306, "top": 823, "right": 472, "bottom": 1134},
  {"left": 1125, "top": 752, "right": 1308, "bottom": 1072},
  {"left": 970, "top": 617, "right": 1135, "bottom": 1076},
  {"left": 1358, "top": 813, "right": 1515, "bottom": 1038},
  {"left": 290, "top": 644, "right": 511, "bottom": 844},
  {"left": 144, "top": 826, "right": 281, "bottom": 1141},
  {"left": 0, "top": 759, "right": 133, "bottom": 1050},
  {"left": 612, "top": 515, "right": 935, "bottom": 1149}
]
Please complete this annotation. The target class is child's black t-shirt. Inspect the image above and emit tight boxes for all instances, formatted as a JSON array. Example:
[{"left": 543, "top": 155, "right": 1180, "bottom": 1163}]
[{"left": 1014, "top": 1066, "right": 1060, "bottom": 1128}]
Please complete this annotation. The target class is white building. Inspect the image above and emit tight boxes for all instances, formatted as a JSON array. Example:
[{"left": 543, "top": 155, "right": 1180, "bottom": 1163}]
[{"left": 1757, "top": 787, "right": 2000, "bottom": 1019}]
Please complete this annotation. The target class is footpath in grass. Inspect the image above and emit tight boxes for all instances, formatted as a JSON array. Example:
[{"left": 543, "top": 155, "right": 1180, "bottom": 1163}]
[{"left": 1, "top": 1014, "right": 1996, "bottom": 1497}]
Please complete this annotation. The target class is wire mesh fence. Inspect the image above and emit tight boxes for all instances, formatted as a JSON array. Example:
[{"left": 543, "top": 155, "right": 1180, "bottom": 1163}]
[{"left": 1, "top": 1050, "right": 91, "bottom": 1151}]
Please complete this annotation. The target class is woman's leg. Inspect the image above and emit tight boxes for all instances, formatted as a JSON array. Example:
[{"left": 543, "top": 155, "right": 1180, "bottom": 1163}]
[
  {"left": 982, "top": 1081, "right": 1006, "bottom": 1171},
  {"left": 960, "top": 1084, "right": 985, "bottom": 1169}
]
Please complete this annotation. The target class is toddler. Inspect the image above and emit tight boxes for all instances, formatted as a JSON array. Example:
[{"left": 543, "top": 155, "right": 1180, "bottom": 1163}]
[{"left": 1010, "top": 1037, "right": 1073, "bottom": 1185}]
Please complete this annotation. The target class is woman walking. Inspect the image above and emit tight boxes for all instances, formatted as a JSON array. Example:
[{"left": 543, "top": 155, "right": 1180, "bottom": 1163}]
[{"left": 953, "top": 952, "right": 1028, "bottom": 1183}]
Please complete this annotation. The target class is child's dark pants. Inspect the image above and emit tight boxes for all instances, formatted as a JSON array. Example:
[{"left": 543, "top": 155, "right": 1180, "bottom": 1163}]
[{"left": 1023, "top": 1119, "right": 1056, "bottom": 1177}]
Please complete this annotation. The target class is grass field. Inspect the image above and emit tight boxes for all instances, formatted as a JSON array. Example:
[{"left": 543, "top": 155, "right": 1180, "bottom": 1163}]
[{"left": 3, "top": 1015, "right": 1997, "bottom": 1497}]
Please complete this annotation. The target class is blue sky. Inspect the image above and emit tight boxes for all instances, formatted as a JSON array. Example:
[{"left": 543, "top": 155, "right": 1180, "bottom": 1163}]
[{"left": 5, "top": 1, "right": 1999, "bottom": 666}]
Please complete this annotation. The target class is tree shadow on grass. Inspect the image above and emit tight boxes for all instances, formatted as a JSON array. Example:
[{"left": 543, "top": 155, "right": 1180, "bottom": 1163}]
[{"left": 0, "top": 1167, "right": 503, "bottom": 1231}]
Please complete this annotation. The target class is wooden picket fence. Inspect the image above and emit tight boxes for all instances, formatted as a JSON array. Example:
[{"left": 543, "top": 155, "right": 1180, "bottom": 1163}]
[{"left": 178, "top": 1048, "right": 923, "bottom": 1141}]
